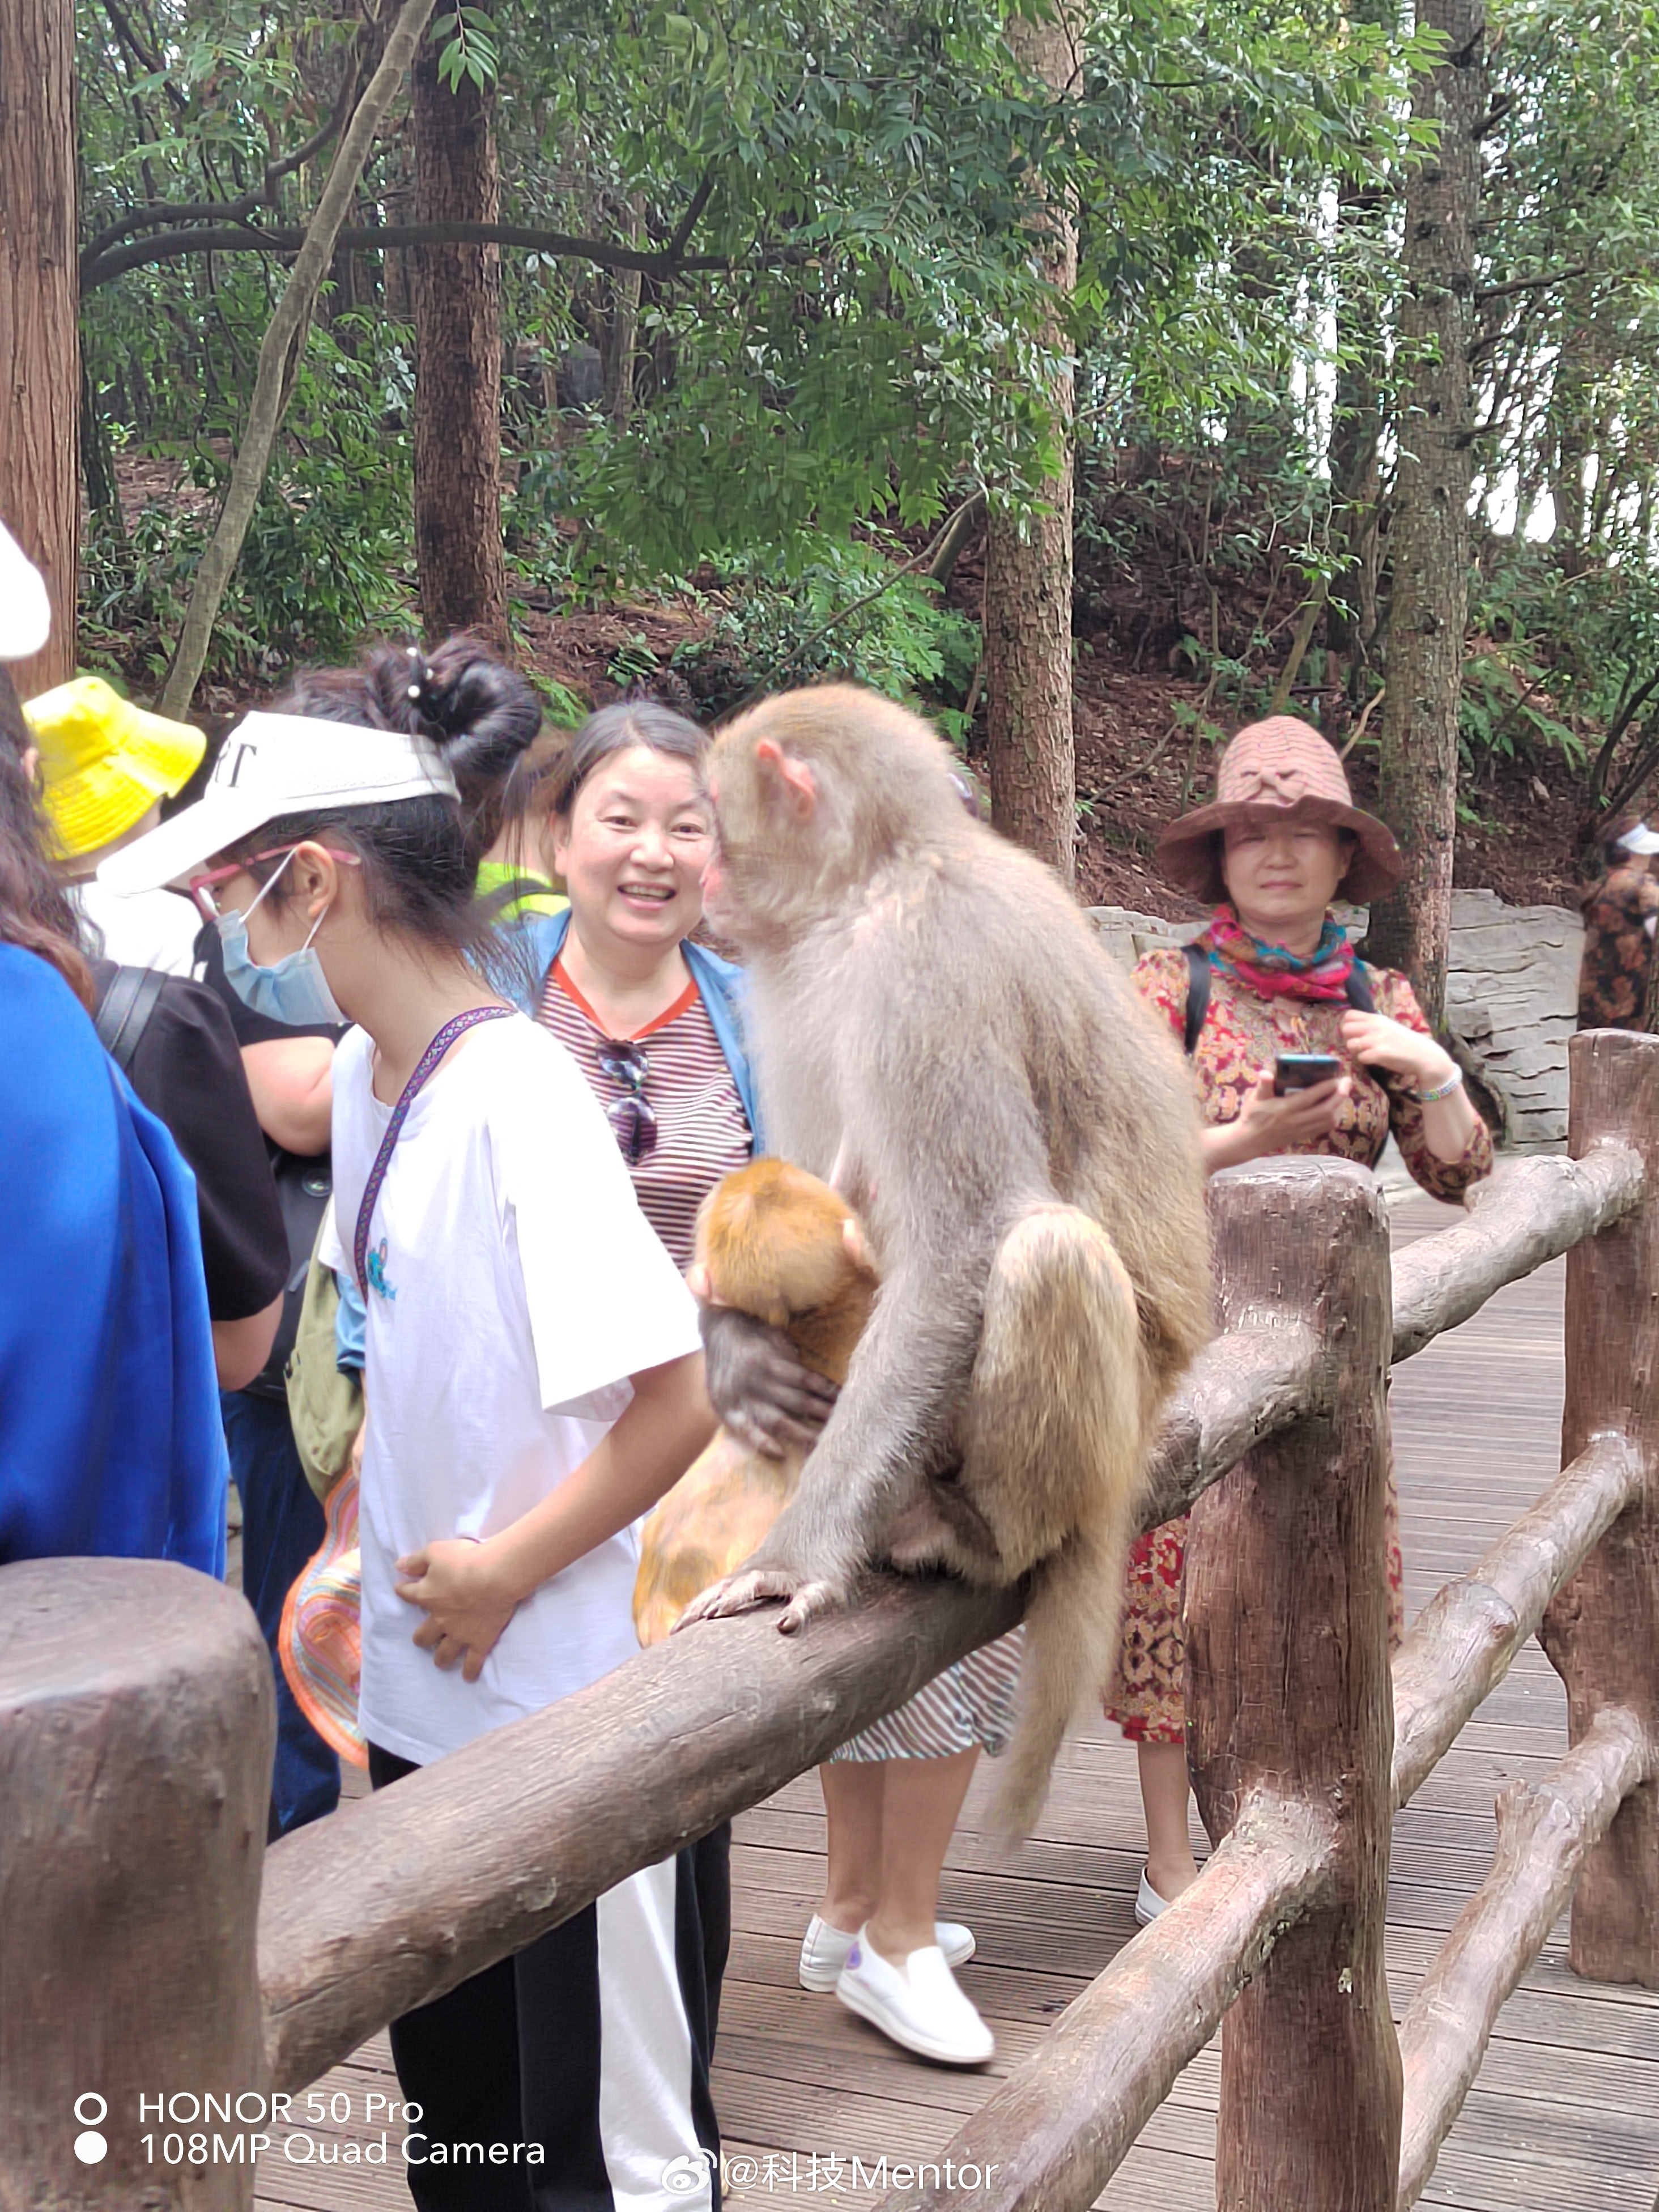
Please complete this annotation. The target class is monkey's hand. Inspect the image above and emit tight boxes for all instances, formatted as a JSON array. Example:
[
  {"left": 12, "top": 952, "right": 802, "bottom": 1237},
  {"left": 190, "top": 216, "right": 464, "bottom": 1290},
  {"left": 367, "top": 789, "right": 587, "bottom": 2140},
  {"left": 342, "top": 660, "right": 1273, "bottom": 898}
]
[
  {"left": 699, "top": 1305, "right": 839, "bottom": 1461},
  {"left": 674, "top": 1559, "right": 848, "bottom": 1636}
]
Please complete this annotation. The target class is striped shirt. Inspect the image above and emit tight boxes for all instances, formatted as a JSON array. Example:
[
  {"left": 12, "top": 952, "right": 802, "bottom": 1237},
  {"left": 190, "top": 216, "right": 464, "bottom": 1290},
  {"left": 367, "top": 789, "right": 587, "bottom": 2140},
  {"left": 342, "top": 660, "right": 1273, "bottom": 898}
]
[{"left": 538, "top": 958, "right": 753, "bottom": 1271}]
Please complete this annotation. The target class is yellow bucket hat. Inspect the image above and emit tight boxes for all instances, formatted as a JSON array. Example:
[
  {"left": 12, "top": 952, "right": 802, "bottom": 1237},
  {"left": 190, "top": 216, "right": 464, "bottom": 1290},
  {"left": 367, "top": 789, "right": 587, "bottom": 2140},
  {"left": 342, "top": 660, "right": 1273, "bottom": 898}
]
[{"left": 23, "top": 676, "right": 206, "bottom": 861}]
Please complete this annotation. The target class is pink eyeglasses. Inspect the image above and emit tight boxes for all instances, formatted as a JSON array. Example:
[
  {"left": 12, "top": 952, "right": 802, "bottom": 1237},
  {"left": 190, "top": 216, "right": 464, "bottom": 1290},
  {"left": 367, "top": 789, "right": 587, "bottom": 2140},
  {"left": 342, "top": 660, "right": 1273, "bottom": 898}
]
[{"left": 186, "top": 844, "right": 361, "bottom": 923}]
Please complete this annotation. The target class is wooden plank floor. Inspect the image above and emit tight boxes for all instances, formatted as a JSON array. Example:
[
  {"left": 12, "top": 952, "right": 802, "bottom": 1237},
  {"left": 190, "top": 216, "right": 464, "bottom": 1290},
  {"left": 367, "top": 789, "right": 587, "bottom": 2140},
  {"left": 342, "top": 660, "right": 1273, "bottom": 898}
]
[{"left": 254, "top": 1182, "right": 1659, "bottom": 2212}]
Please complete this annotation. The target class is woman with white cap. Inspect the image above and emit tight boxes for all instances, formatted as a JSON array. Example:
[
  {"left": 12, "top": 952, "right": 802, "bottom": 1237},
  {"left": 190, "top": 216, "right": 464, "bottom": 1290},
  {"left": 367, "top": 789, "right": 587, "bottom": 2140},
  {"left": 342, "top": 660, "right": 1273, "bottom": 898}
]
[
  {"left": 1108, "top": 716, "right": 1493, "bottom": 1920},
  {"left": 100, "top": 650, "right": 726, "bottom": 2212}
]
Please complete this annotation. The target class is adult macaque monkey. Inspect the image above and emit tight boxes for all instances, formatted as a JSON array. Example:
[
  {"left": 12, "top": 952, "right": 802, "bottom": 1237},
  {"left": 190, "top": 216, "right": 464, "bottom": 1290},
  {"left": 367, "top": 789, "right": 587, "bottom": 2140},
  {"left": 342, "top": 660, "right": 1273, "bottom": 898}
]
[{"left": 681, "top": 684, "right": 1210, "bottom": 1830}]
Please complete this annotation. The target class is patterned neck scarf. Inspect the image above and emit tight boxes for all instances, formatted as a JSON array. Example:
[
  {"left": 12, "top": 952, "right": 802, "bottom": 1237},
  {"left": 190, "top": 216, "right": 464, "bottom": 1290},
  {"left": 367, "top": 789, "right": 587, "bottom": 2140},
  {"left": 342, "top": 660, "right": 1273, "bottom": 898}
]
[{"left": 1205, "top": 903, "right": 1356, "bottom": 1001}]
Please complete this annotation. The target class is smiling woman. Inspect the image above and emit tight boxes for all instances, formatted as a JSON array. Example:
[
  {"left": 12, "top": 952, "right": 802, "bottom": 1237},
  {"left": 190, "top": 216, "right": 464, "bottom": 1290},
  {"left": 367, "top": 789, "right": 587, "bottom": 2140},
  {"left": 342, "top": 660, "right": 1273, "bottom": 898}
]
[{"left": 509, "top": 702, "right": 763, "bottom": 1270}]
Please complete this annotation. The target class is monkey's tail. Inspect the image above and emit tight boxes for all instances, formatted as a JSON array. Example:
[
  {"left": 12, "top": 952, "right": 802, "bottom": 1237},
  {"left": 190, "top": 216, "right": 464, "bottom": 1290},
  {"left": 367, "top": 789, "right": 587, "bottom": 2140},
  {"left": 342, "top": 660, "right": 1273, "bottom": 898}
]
[
  {"left": 965, "top": 1205, "right": 1146, "bottom": 1840},
  {"left": 991, "top": 1513, "right": 1134, "bottom": 1840}
]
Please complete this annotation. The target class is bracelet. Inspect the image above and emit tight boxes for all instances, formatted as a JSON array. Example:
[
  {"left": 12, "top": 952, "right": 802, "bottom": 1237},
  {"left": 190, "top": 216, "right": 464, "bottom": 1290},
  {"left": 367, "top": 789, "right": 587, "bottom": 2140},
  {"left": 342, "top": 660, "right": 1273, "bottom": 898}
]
[{"left": 1414, "top": 1067, "right": 1465, "bottom": 1105}]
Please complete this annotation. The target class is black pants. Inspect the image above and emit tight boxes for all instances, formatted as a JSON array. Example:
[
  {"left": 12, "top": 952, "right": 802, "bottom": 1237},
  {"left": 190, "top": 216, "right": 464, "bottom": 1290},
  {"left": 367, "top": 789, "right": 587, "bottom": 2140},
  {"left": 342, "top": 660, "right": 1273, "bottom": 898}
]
[{"left": 368, "top": 1743, "right": 728, "bottom": 2212}]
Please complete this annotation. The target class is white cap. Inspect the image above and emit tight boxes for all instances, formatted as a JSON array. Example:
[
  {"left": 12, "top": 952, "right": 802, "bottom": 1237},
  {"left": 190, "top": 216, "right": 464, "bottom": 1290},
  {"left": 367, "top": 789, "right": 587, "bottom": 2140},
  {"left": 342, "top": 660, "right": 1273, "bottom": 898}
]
[
  {"left": 1617, "top": 822, "right": 1659, "bottom": 856},
  {"left": 96, "top": 712, "right": 460, "bottom": 896},
  {"left": 0, "top": 521, "right": 53, "bottom": 661}
]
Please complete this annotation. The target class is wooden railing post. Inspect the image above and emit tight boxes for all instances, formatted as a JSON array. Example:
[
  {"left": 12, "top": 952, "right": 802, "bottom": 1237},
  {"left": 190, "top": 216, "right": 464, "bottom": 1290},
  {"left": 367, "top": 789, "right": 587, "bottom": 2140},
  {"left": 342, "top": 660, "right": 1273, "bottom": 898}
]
[
  {"left": 0, "top": 1558, "right": 272, "bottom": 2209},
  {"left": 1185, "top": 1158, "right": 1400, "bottom": 2211},
  {"left": 1541, "top": 1027, "right": 1659, "bottom": 1986}
]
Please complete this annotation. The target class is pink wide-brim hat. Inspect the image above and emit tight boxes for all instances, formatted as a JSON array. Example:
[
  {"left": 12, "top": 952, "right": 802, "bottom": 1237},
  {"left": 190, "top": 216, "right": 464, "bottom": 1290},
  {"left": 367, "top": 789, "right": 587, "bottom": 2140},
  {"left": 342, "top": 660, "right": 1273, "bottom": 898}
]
[{"left": 1157, "top": 715, "right": 1404, "bottom": 904}]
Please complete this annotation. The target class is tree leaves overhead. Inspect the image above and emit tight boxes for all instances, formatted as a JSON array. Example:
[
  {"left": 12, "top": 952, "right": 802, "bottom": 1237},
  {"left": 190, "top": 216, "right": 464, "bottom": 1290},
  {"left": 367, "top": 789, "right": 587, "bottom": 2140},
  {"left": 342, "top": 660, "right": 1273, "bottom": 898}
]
[{"left": 74, "top": 0, "right": 1659, "bottom": 792}]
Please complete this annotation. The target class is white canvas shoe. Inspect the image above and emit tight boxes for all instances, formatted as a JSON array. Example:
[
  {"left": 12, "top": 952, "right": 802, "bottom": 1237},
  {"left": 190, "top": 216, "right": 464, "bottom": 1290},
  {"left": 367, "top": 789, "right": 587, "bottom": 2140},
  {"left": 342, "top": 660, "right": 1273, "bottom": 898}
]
[
  {"left": 798, "top": 1913, "right": 975, "bottom": 1992},
  {"left": 1135, "top": 1868, "right": 1172, "bottom": 1926},
  {"left": 834, "top": 1930, "right": 994, "bottom": 2065}
]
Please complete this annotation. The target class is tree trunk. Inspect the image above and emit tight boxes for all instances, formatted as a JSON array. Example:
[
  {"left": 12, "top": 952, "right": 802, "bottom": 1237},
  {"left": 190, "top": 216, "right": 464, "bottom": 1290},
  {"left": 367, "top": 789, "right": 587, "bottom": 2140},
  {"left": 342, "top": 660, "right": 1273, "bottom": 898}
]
[
  {"left": 983, "top": 2, "right": 1081, "bottom": 888},
  {"left": 0, "top": 0, "right": 78, "bottom": 695},
  {"left": 1326, "top": 186, "right": 1385, "bottom": 692},
  {"left": 411, "top": 46, "right": 507, "bottom": 645},
  {"left": 1362, "top": 0, "right": 1486, "bottom": 1030},
  {"left": 602, "top": 195, "right": 644, "bottom": 430},
  {"left": 1549, "top": 330, "right": 1593, "bottom": 577}
]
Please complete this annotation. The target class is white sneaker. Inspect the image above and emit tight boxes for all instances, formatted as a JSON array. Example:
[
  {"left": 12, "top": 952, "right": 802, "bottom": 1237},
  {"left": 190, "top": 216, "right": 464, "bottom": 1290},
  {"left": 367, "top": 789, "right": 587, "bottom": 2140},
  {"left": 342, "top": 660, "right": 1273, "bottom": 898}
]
[
  {"left": 835, "top": 1929, "right": 994, "bottom": 2065},
  {"left": 1135, "top": 1868, "right": 1172, "bottom": 1926},
  {"left": 798, "top": 1913, "right": 975, "bottom": 1992}
]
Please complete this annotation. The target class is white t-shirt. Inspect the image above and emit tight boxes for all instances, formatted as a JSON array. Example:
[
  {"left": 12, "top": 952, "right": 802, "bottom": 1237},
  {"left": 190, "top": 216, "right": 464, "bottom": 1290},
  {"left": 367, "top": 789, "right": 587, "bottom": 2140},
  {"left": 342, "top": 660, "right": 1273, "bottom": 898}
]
[
  {"left": 72, "top": 880, "right": 200, "bottom": 975},
  {"left": 320, "top": 1014, "right": 702, "bottom": 1766}
]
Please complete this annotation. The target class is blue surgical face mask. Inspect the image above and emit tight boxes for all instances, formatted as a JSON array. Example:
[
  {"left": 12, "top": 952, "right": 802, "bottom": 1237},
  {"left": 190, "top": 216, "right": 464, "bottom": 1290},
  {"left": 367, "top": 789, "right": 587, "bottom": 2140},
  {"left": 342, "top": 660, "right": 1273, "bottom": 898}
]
[{"left": 216, "top": 850, "right": 346, "bottom": 1028}]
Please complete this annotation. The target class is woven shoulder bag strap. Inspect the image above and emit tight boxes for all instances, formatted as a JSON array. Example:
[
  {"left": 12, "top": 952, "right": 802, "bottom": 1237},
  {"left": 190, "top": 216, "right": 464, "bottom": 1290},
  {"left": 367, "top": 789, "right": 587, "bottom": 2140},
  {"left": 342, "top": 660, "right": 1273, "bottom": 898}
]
[{"left": 353, "top": 1005, "right": 516, "bottom": 1294}]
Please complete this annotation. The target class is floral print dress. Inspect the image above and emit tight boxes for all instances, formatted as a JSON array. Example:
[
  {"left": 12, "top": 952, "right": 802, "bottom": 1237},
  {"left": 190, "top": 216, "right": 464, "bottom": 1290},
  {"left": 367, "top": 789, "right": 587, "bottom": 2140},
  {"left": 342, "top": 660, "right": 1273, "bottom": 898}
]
[
  {"left": 1106, "top": 937, "right": 1495, "bottom": 1745},
  {"left": 1576, "top": 862, "right": 1659, "bottom": 1030}
]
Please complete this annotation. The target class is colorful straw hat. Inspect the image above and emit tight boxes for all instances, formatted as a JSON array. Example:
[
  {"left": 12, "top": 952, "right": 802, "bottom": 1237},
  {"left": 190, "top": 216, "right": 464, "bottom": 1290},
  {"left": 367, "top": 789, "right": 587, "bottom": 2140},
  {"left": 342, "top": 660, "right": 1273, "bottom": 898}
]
[
  {"left": 1157, "top": 715, "right": 1403, "bottom": 904},
  {"left": 278, "top": 1470, "right": 366, "bottom": 1769},
  {"left": 24, "top": 675, "right": 206, "bottom": 861}
]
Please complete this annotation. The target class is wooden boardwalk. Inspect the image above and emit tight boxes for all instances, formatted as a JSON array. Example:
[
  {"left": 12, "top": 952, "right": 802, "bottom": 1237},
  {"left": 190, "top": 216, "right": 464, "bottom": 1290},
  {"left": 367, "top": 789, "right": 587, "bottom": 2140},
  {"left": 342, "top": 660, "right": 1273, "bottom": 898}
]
[{"left": 254, "top": 1187, "right": 1659, "bottom": 2212}]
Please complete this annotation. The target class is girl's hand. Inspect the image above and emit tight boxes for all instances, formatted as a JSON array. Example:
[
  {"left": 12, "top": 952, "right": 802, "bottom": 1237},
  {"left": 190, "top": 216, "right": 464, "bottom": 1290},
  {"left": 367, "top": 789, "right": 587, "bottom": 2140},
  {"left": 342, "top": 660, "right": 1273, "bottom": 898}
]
[
  {"left": 1339, "top": 1010, "right": 1457, "bottom": 1092},
  {"left": 395, "top": 1537, "right": 519, "bottom": 1682}
]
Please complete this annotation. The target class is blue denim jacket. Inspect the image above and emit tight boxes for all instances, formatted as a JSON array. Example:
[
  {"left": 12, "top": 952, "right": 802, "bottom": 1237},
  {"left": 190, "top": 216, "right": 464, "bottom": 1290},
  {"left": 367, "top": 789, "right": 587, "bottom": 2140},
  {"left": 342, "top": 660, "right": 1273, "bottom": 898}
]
[{"left": 335, "top": 914, "right": 762, "bottom": 1369}]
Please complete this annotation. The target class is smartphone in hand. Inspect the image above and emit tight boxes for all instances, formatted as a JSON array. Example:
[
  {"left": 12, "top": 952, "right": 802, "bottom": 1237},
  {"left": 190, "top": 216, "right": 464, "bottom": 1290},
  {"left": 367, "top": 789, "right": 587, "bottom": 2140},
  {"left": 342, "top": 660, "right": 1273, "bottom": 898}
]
[{"left": 1273, "top": 1052, "right": 1343, "bottom": 1096}]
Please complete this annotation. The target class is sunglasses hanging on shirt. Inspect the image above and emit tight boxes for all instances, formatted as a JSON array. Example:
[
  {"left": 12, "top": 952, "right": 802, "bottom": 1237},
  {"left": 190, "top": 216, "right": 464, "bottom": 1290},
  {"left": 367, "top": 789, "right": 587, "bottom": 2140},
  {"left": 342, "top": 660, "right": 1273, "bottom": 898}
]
[{"left": 597, "top": 1037, "right": 658, "bottom": 1165}]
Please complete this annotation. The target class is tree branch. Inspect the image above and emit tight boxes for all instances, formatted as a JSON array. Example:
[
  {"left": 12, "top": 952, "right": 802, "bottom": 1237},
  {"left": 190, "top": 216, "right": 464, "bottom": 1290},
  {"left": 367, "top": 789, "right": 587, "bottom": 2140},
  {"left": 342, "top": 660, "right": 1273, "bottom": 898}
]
[
  {"left": 82, "top": 218, "right": 738, "bottom": 292},
  {"left": 1475, "top": 260, "right": 1590, "bottom": 306},
  {"left": 663, "top": 170, "right": 716, "bottom": 262},
  {"left": 98, "top": 0, "right": 187, "bottom": 111},
  {"left": 79, "top": 53, "right": 369, "bottom": 282}
]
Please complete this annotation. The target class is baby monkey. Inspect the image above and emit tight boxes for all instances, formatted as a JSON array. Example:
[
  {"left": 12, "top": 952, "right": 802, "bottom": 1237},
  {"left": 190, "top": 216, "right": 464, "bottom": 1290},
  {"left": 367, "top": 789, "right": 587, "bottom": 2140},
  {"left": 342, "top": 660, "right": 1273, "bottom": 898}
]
[{"left": 633, "top": 1159, "right": 878, "bottom": 1646}]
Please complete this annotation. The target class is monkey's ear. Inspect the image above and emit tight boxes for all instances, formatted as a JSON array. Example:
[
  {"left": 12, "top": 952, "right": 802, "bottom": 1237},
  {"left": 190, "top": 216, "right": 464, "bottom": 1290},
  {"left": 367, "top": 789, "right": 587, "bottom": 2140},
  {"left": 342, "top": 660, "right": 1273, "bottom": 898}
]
[{"left": 754, "top": 738, "right": 817, "bottom": 820}]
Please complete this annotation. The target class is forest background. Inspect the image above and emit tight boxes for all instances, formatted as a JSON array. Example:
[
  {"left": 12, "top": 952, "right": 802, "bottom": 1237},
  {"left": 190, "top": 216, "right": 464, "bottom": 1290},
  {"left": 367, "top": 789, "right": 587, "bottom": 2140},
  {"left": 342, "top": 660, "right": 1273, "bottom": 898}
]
[{"left": 5, "top": 0, "right": 1659, "bottom": 1024}]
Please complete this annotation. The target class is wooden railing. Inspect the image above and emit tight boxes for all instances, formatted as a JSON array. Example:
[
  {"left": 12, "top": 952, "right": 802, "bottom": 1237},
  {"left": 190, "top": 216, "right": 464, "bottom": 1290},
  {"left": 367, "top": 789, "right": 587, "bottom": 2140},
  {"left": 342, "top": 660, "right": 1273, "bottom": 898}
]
[{"left": 3, "top": 1030, "right": 1656, "bottom": 2212}]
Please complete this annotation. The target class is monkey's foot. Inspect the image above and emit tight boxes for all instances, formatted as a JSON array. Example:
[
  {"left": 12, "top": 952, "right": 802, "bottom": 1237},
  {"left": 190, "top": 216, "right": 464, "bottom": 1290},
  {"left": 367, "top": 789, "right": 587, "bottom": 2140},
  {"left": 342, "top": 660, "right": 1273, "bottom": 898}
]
[{"left": 675, "top": 1566, "right": 844, "bottom": 1636}]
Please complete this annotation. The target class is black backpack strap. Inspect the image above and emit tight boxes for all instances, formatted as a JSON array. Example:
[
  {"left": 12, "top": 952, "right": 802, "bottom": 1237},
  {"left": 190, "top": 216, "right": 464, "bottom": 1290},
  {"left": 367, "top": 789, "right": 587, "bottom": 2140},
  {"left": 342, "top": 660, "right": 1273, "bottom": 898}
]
[
  {"left": 1182, "top": 941, "right": 1211, "bottom": 1057},
  {"left": 1346, "top": 960, "right": 1376, "bottom": 1015},
  {"left": 94, "top": 964, "right": 168, "bottom": 1073}
]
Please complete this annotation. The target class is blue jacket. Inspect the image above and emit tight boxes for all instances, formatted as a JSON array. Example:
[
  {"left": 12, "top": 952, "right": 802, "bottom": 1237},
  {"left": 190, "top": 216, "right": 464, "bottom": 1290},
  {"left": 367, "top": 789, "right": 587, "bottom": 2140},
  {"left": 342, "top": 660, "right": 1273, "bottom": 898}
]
[
  {"left": 507, "top": 908, "right": 763, "bottom": 1146},
  {"left": 0, "top": 946, "right": 228, "bottom": 1574},
  {"left": 336, "top": 917, "right": 762, "bottom": 1369}
]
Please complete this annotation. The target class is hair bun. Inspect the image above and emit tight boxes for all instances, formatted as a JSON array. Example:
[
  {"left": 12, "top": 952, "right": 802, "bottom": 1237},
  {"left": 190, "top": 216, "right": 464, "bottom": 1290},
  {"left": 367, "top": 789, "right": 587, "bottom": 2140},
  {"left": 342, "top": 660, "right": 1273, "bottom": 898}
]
[{"left": 411, "top": 636, "right": 542, "bottom": 782}]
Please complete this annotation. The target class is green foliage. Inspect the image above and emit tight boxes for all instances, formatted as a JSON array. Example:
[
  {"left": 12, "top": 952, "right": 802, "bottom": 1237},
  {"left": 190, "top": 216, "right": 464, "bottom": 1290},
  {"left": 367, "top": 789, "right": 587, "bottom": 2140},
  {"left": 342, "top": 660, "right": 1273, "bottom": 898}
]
[
  {"left": 527, "top": 670, "right": 589, "bottom": 727},
  {"left": 433, "top": 8, "right": 500, "bottom": 91},
  {"left": 672, "top": 541, "right": 981, "bottom": 737},
  {"left": 80, "top": 317, "right": 415, "bottom": 684},
  {"left": 63, "top": 0, "right": 1659, "bottom": 870}
]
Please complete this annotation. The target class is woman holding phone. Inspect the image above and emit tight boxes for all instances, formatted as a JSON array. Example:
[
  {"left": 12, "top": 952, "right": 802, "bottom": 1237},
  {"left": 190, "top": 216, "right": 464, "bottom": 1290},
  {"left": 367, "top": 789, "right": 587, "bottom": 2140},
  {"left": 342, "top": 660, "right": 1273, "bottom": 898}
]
[{"left": 1110, "top": 716, "right": 1492, "bottom": 1919}]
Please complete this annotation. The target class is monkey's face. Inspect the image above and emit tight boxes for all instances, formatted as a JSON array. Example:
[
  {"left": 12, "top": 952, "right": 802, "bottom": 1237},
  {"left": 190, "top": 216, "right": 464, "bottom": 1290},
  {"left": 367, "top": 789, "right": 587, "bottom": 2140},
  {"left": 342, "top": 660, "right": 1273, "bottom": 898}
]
[{"left": 703, "top": 734, "right": 819, "bottom": 945}]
